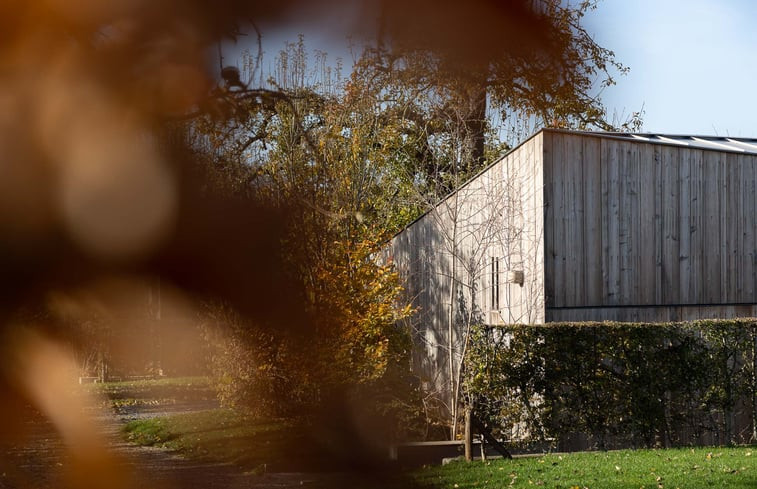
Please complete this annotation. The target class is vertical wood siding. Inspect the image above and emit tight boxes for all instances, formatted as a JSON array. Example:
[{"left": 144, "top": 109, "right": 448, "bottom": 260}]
[
  {"left": 547, "top": 304, "right": 757, "bottom": 323},
  {"left": 390, "top": 129, "right": 757, "bottom": 403},
  {"left": 544, "top": 132, "right": 757, "bottom": 310},
  {"left": 387, "top": 133, "right": 545, "bottom": 408}
]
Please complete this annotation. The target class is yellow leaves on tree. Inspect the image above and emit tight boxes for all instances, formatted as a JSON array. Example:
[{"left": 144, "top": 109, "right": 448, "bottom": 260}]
[{"left": 309, "top": 236, "right": 413, "bottom": 388}]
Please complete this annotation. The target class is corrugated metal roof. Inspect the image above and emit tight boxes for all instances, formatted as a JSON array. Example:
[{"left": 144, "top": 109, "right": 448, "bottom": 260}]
[{"left": 588, "top": 131, "right": 757, "bottom": 155}]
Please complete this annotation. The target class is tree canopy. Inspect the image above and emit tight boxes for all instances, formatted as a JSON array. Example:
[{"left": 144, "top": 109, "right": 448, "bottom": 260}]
[
  {"left": 183, "top": 0, "right": 639, "bottom": 434},
  {"left": 0, "top": 0, "right": 641, "bottom": 463}
]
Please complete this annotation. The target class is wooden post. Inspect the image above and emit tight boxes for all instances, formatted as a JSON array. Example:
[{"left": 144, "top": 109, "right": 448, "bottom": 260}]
[
  {"left": 98, "top": 350, "right": 106, "bottom": 383},
  {"left": 753, "top": 326, "right": 757, "bottom": 443},
  {"left": 464, "top": 407, "right": 472, "bottom": 461}
]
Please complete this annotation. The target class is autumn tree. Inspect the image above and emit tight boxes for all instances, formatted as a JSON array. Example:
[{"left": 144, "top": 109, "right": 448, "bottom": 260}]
[
  {"left": 0, "top": 0, "right": 639, "bottom": 483},
  {"left": 338, "top": 0, "right": 642, "bottom": 441},
  {"left": 189, "top": 40, "right": 424, "bottom": 443},
  {"left": 355, "top": 0, "right": 641, "bottom": 202},
  {"left": 187, "top": 0, "right": 640, "bottom": 441}
]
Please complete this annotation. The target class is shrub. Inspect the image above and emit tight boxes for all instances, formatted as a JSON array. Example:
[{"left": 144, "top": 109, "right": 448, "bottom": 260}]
[
  {"left": 465, "top": 319, "right": 757, "bottom": 449},
  {"left": 202, "top": 303, "right": 317, "bottom": 417}
]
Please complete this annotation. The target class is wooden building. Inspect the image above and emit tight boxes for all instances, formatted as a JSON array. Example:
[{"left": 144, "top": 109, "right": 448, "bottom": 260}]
[{"left": 387, "top": 129, "right": 757, "bottom": 409}]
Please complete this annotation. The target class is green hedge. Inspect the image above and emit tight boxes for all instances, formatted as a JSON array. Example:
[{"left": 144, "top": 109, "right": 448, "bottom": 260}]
[{"left": 465, "top": 319, "right": 757, "bottom": 449}]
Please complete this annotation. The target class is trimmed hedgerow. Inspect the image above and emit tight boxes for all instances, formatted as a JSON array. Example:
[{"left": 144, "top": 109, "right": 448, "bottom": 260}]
[{"left": 465, "top": 319, "right": 757, "bottom": 449}]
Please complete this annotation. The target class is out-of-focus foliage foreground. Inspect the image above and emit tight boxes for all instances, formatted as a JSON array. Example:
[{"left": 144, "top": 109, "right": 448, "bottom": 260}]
[{"left": 0, "top": 1, "right": 633, "bottom": 487}]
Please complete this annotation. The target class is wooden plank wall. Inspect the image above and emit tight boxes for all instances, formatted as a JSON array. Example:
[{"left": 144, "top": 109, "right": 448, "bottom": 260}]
[
  {"left": 491, "top": 133, "right": 546, "bottom": 325},
  {"left": 548, "top": 304, "right": 757, "bottom": 323},
  {"left": 387, "top": 133, "right": 546, "bottom": 409},
  {"left": 390, "top": 128, "right": 757, "bottom": 401},
  {"left": 544, "top": 131, "right": 757, "bottom": 319}
]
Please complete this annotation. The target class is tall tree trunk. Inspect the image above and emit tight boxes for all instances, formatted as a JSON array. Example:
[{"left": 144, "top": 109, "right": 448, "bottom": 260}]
[
  {"left": 448, "top": 193, "right": 459, "bottom": 440},
  {"left": 468, "top": 83, "right": 486, "bottom": 171},
  {"left": 464, "top": 406, "right": 472, "bottom": 461},
  {"left": 449, "top": 81, "right": 485, "bottom": 440},
  {"left": 464, "top": 83, "right": 487, "bottom": 172}
]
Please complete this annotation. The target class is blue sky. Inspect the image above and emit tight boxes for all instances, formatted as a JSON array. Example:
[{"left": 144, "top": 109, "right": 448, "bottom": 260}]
[
  {"left": 585, "top": 0, "right": 757, "bottom": 136},
  {"left": 242, "top": 1, "right": 757, "bottom": 137}
]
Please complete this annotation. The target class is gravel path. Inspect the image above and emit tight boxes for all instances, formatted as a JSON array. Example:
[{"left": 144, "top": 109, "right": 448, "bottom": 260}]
[
  {"left": 109, "top": 399, "right": 222, "bottom": 423},
  {"left": 0, "top": 402, "right": 361, "bottom": 489}
]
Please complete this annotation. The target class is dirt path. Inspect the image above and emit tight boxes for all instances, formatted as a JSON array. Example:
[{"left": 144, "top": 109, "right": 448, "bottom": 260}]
[{"left": 1, "top": 404, "right": 358, "bottom": 489}]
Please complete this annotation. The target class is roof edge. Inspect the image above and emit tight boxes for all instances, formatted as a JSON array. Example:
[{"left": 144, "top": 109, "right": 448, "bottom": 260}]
[
  {"left": 387, "top": 129, "right": 547, "bottom": 241},
  {"left": 387, "top": 127, "right": 757, "bottom": 241}
]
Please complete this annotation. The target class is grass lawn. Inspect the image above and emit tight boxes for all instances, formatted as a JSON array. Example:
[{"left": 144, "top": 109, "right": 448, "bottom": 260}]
[
  {"left": 87, "top": 376, "right": 216, "bottom": 400},
  {"left": 123, "top": 408, "right": 341, "bottom": 472},
  {"left": 85, "top": 376, "right": 217, "bottom": 412},
  {"left": 413, "top": 447, "right": 757, "bottom": 489},
  {"left": 113, "top": 379, "right": 757, "bottom": 487},
  {"left": 123, "top": 406, "right": 757, "bottom": 488}
]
